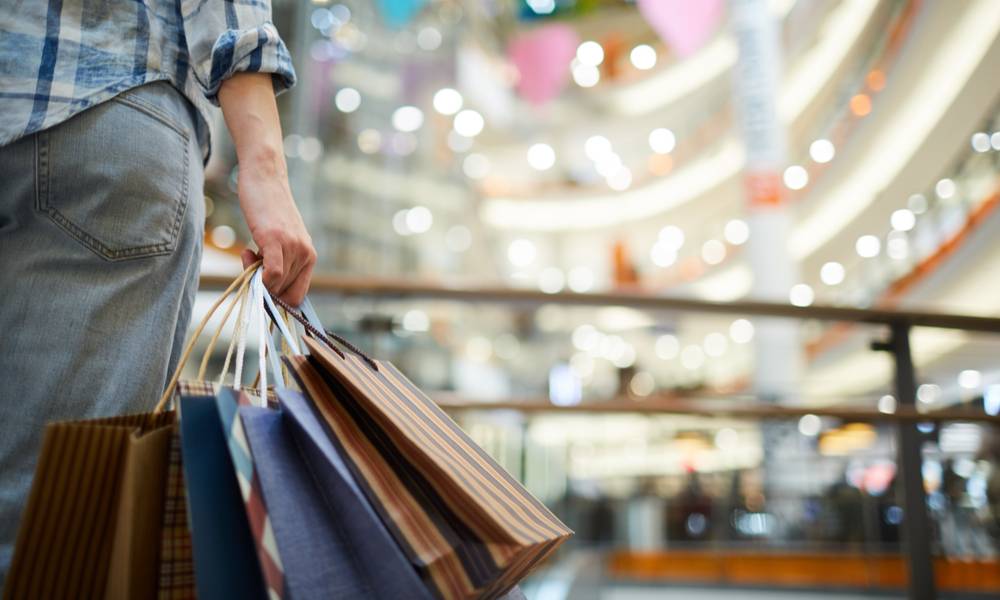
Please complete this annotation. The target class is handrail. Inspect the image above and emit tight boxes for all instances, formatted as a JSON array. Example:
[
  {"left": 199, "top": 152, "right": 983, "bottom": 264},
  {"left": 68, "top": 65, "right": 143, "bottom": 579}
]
[
  {"left": 200, "top": 274, "right": 1000, "bottom": 333},
  {"left": 434, "top": 395, "right": 1000, "bottom": 423}
]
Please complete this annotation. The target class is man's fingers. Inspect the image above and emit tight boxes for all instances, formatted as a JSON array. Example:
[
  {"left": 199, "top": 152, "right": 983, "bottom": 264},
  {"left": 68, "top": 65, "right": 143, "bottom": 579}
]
[
  {"left": 279, "top": 255, "right": 314, "bottom": 306},
  {"left": 252, "top": 232, "right": 315, "bottom": 304},
  {"left": 260, "top": 242, "right": 288, "bottom": 297},
  {"left": 241, "top": 248, "right": 260, "bottom": 269}
]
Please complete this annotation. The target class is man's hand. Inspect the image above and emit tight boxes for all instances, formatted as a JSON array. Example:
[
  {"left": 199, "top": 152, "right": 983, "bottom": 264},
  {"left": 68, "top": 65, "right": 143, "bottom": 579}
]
[{"left": 218, "top": 73, "right": 316, "bottom": 305}]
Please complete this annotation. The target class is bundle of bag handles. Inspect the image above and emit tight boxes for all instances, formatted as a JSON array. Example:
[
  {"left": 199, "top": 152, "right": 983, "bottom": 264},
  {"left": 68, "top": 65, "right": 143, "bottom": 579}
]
[{"left": 154, "top": 263, "right": 376, "bottom": 414}]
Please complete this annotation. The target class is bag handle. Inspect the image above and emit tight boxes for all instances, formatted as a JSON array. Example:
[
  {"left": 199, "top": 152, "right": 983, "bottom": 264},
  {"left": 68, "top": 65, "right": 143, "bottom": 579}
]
[
  {"left": 271, "top": 296, "right": 379, "bottom": 371},
  {"left": 155, "top": 262, "right": 260, "bottom": 413},
  {"left": 208, "top": 275, "right": 292, "bottom": 394},
  {"left": 196, "top": 268, "right": 254, "bottom": 382}
]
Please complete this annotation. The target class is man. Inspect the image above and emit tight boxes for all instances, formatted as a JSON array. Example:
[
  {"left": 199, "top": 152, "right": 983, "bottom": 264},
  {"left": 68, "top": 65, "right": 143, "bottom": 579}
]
[{"left": 0, "top": 0, "right": 315, "bottom": 577}]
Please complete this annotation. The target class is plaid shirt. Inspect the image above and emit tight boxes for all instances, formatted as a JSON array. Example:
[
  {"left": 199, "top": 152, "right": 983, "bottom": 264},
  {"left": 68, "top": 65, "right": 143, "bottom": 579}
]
[{"left": 0, "top": 0, "right": 296, "bottom": 155}]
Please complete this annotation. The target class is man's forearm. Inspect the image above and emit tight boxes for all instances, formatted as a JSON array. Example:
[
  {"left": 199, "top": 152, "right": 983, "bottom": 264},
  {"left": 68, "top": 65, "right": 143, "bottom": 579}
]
[
  {"left": 215, "top": 72, "right": 316, "bottom": 305},
  {"left": 218, "top": 73, "right": 287, "bottom": 179}
]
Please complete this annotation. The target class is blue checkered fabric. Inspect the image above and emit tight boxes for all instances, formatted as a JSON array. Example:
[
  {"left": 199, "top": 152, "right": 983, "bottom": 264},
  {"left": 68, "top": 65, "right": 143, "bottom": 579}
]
[{"left": 0, "top": 0, "right": 296, "bottom": 155}]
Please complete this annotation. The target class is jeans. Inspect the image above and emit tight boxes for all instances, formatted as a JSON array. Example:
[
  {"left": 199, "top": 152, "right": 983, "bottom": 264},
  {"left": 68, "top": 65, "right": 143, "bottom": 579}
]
[{"left": 0, "top": 81, "right": 204, "bottom": 579}]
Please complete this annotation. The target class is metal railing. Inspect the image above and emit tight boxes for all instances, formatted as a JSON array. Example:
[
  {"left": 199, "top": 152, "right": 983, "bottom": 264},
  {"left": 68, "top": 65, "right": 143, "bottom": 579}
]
[{"left": 201, "top": 274, "right": 1000, "bottom": 600}]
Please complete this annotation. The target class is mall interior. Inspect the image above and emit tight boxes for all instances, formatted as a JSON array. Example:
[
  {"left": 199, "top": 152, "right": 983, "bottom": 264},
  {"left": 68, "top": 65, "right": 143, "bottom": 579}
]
[{"left": 191, "top": 0, "right": 1000, "bottom": 598}]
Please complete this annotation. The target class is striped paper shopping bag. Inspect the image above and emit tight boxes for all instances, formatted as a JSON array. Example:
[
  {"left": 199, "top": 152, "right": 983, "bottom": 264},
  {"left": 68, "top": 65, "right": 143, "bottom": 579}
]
[
  {"left": 4, "top": 412, "right": 179, "bottom": 600},
  {"left": 287, "top": 336, "right": 573, "bottom": 600}
]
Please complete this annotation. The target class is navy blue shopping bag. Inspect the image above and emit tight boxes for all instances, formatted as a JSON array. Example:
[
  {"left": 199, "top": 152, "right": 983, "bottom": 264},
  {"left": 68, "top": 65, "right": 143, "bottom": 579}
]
[
  {"left": 238, "top": 388, "right": 433, "bottom": 600},
  {"left": 179, "top": 393, "right": 268, "bottom": 600}
]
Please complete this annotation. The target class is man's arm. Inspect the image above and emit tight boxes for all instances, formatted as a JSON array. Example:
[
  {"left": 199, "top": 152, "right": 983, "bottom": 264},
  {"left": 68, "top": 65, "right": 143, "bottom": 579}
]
[{"left": 218, "top": 73, "right": 316, "bottom": 305}]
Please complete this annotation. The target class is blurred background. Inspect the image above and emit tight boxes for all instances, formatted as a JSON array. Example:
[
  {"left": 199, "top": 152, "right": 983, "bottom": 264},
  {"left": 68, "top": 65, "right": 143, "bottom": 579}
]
[{"left": 192, "top": 0, "right": 1000, "bottom": 598}]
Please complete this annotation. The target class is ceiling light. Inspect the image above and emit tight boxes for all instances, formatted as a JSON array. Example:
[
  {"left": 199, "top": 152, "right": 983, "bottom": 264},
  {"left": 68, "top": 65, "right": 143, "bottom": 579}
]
[
  {"left": 908, "top": 193, "right": 927, "bottom": 214},
  {"left": 629, "top": 372, "right": 656, "bottom": 396},
  {"left": 507, "top": 239, "right": 537, "bottom": 267},
  {"left": 789, "top": 283, "right": 814, "bottom": 307},
  {"left": 971, "top": 132, "right": 991, "bottom": 153},
  {"left": 584, "top": 135, "right": 613, "bottom": 161},
  {"left": 392, "top": 106, "right": 423, "bottom": 132},
  {"left": 724, "top": 219, "right": 749, "bottom": 245},
  {"left": 798, "top": 414, "right": 821, "bottom": 436},
  {"left": 630, "top": 44, "right": 657, "bottom": 70},
  {"left": 656, "top": 334, "right": 679, "bottom": 359},
  {"left": 453, "top": 109, "right": 484, "bottom": 137},
  {"left": 527, "top": 143, "right": 556, "bottom": 171},
  {"left": 402, "top": 309, "right": 429, "bottom": 332},
  {"left": 701, "top": 239, "right": 726, "bottom": 265},
  {"left": 334, "top": 87, "right": 361, "bottom": 112},
  {"left": 572, "top": 63, "right": 600, "bottom": 87},
  {"left": 594, "top": 153, "right": 622, "bottom": 177},
  {"left": 855, "top": 235, "right": 880, "bottom": 258},
  {"left": 650, "top": 240, "right": 677, "bottom": 267},
  {"left": 648, "top": 128, "right": 676, "bottom": 154},
  {"left": 935, "top": 178, "right": 955, "bottom": 200},
  {"left": 890, "top": 209, "right": 915, "bottom": 232},
  {"left": 538, "top": 267, "right": 565, "bottom": 293},
  {"left": 917, "top": 383, "right": 940, "bottom": 405},
  {"left": 526, "top": 0, "right": 555, "bottom": 14},
  {"left": 809, "top": 139, "right": 835, "bottom": 163},
  {"left": 607, "top": 167, "right": 632, "bottom": 191},
  {"left": 658, "top": 225, "right": 685, "bottom": 250},
  {"left": 729, "top": 319, "right": 754, "bottom": 343},
  {"left": 783, "top": 165, "right": 809, "bottom": 190},
  {"left": 416, "top": 26, "right": 442, "bottom": 51},
  {"left": 576, "top": 41, "right": 604, "bottom": 67},
  {"left": 958, "top": 369, "right": 981, "bottom": 390},
  {"left": 820, "top": 261, "right": 845, "bottom": 286},
  {"left": 405, "top": 206, "right": 433, "bottom": 233},
  {"left": 432, "top": 88, "right": 463, "bottom": 115},
  {"left": 887, "top": 234, "right": 908, "bottom": 260},
  {"left": 568, "top": 267, "right": 595, "bottom": 292}
]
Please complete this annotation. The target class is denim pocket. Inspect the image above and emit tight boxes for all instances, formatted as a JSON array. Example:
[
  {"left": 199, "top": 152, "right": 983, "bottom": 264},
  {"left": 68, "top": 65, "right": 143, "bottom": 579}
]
[{"left": 36, "top": 90, "right": 190, "bottom": 261}]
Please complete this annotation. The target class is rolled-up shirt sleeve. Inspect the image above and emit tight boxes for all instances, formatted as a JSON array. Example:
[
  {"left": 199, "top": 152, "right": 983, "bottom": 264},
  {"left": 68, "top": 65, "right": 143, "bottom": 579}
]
[{"left": 181, "top": 0, "right": 296, "bottom": 105}]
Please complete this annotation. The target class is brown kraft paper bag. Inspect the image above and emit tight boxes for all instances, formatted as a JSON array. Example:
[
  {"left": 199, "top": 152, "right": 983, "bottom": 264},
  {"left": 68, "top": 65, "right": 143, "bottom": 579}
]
[{"left": 3, "top": 412, "right": 177, "bottom": 600}]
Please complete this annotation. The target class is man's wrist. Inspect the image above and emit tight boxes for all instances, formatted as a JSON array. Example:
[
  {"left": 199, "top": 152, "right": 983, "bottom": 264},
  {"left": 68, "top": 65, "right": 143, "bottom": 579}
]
[{"left": 238, "top": 142, "right": 287, "bottom": 179}]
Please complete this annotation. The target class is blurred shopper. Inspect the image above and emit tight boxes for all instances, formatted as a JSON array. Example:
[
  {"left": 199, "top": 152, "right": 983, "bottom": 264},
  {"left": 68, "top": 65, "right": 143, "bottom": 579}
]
[
  {"left": 876, "top": 475, "right": 902, "bottom": 546},
  {"left": 626, "top": 478, "right": 665, "bottom": 550},
  {"left": 985, "top": 433, "right": 1000, "bottom": 546},
  {"left": 0, "top": 0, "right": 316, "bottom": 579},
  {"left": 669, "top": 471, "right": 714, "bottom": 542},
  {"left": 938, "top": 460, "right": 995, "bottom": 557},
  {"left": 824, "top": 473, "right": 865, "bottom": 545}
]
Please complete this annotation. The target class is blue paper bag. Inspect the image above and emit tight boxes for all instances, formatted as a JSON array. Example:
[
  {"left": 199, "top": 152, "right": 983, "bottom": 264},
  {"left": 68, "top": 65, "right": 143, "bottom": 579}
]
[
  {"left": 238, "top": 388, "right": 433, "bottom": 600},
  {"left": 179, "top": 393, "right": 267, "bottom": 600}
]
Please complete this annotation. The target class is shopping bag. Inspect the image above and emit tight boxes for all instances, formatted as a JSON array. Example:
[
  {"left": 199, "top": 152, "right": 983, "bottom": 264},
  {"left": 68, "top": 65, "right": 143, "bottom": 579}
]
[
  {"left": 3, "top": 412, "right": 179, "bottom": 600},
  {"left": 173, "top": 268, "right": 291, "bottom": 600},
  {"left": 157, "top": 263, "right": 283, "bottom": 600},
  {"left": 155, "top": 427, "right": 196, "bottom": 599},
  {"left": 178, "top": 390, "right": 268, "bottom": 600},
  {"left": 240, "top": 393, "right": 434, "bottom": 599},
  {"left": 4, "top": 263, "right": 259, "bottom": 600},
  {"left": 287, "top": 336, "right": 573, "bottom": 600}
]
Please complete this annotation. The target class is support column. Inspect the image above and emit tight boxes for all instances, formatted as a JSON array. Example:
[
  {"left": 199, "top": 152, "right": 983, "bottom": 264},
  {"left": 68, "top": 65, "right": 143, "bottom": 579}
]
[
  {"left": 729, "top": 0, "right": 805, "bottom": 540},
  {"left": 874, "top": 324, "right": 936, "bottom": 600},
  {"left": 728, "top": 0, "right": 803, "bottom": 396}
]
